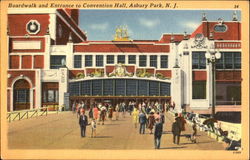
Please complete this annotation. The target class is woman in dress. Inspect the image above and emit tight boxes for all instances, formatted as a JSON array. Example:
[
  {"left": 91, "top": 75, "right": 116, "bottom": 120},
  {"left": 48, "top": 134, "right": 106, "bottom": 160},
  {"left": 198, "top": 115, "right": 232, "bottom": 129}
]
[
  {"left": 131, "top": 108, "right": 139, "bottom": 128},
  {"left": 147, "top": 112, "right": 155, "bottom": 134}
]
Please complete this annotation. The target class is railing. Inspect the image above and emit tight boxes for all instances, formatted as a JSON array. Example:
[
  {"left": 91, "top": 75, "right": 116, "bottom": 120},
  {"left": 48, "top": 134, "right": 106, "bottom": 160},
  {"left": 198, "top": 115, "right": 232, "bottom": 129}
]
[
  {"left": 182, "top": 112, "right": 241, "bottom": 142},
  {"left": 7, "top": 106, "right": 63, "bottom": 122}
]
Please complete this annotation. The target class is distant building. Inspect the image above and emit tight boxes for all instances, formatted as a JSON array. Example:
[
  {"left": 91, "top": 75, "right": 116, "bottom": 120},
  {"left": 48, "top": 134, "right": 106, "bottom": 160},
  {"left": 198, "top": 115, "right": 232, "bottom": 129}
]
[{"left": 7, "top": 9, "right": 241, "bottom": 115}]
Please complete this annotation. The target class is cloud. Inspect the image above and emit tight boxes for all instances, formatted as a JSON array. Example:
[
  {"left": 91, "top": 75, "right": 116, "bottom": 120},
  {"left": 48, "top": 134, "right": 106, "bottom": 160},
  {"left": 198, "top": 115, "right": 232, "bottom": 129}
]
[
  {"left": 183, "top": 21, "right": 200, "bottom": 30},
  {"left": 88, "top": 22, "right": 109, "bottom": 31},
  {"left": 138, "top": 18, "right": 160, "bottom": 28}
]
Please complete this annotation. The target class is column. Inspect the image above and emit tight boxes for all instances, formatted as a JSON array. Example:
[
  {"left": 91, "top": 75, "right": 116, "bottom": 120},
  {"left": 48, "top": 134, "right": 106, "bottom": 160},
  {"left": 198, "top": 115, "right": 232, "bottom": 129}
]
[{"left": 59, "top": 67, "right": 69, "bottom": 110}]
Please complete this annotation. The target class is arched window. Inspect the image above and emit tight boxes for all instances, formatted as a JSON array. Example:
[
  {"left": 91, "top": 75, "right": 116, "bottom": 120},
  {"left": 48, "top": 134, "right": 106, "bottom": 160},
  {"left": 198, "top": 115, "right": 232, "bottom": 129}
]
[{"left": 13, "top": 79, "right": 30, "bottom": 110}]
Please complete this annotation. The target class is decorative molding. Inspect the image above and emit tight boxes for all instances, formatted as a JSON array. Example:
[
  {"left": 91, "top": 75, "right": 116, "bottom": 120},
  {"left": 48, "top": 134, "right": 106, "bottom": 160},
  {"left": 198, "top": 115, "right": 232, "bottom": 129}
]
[
  {"left": 26, "top": 20, "right": 41, "bottom": 35},
  {"left": 108, "top": 64, "right": 133, "bottom": 77}
]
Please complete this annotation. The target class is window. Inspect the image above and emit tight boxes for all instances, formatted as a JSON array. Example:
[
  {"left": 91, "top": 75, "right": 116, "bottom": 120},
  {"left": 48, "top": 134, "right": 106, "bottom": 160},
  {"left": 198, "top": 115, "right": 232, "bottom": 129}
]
[
  {"left": 161, "top": 55, "right": 168, "bottom": 68},
  {"left": 50, "top": 56, "right": 66, "bottom": 69},
  {"left": 126, "top": 79, "right": 137, "bottom": 96},
  {"left": 107, "top": 55, "right": 114, "bottom": 64},
  {"left": 103, "top": 79, "right": 113, "bottom": 95},
  {"left": 81, "top": 81, "right": 92, "bottom": 95},
  {"left": 138, "top": 80, "right": 148, "bottom": 96},
  {"left": 192, "top": 52, "right": 206, "bottom": 69},
  {"left": 15, "top": 89, "right": 29, "bottom": 103},
  {"left": 215, "top": 52, "right": 241, "bottom": 69},
  {"left": 160, "top": 82, "right": 170, "bottom": 96},
  {"left": 149, "top": 81, "right": 159, "bottom": 96},
  {"left": 85, "top": 55, "right": 92, "bottom": 67},
  {"left": 117, "top": 55, "right": 125, "bottom": 64},
  {"left": 115, "top": 79, "right": 125, "bottom": 95},
  {"left": 74, "top": 55, "right": 82, "bottom": 68},
  {"left": 69, "top": 79, "right": 171, "bottom": 97},
  {"left": 43, "top": 90, "right": 59, "bottom": 103},
  {"left": 96, "top": 55, "right": 103, "bottom": 67},
  {"left": 69, "top": 82, "right": 80, "bottom": 96},
  {"left": 214, "top": 24, "right": 227, "bottom": 32},
  {"left": 192, "top": 81, "right": 206, "bottom": 99},
  {"left": 150, "top": 55, "right": 157, "bottom": 68},
  {"left": 224, "top": 53, "right": 233, "bottom": 69},
  {"left": 139, "top": 55, "right": 147, "bottom": 67},
  {"left": 234, "top": 52, "right": 241, "bottom": 69},
  {"left": 128, "top": 55, "right": 136, "bottom": 64},
  {"left": 92, "top": 80, "right": 102, "bottom": 95}
]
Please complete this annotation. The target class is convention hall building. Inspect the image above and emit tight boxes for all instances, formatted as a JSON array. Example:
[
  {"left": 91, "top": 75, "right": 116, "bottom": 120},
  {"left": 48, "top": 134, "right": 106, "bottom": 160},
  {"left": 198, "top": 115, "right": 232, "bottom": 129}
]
[{"left": 7, "top": 9, "right": 241, "bottom": 117}]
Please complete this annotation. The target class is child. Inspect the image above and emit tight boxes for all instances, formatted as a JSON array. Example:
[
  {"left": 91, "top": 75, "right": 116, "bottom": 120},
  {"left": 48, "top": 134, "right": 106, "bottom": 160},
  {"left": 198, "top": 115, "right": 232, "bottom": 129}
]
[{"left": 91, "top": 119, "right": 97, "bottom": 138}]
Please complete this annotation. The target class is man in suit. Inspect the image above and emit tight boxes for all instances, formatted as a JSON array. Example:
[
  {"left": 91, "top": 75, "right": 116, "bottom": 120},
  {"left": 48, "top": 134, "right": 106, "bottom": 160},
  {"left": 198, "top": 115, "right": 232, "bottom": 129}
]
[
  {"left": 154, "top": 118, "right": 163, "bottom": 149},
  {"left": 79, "top": 108, "right": 88, "bottom": 137},
  {"left": 172, "top": 117, "right": 182, "bottom": 145}
]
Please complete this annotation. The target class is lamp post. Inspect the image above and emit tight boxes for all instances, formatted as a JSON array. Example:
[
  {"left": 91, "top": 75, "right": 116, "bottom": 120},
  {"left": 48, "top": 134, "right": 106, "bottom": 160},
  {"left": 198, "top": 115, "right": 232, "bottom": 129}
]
[{"left": 205, "top": 44, "right": 221, "bottom": 118}]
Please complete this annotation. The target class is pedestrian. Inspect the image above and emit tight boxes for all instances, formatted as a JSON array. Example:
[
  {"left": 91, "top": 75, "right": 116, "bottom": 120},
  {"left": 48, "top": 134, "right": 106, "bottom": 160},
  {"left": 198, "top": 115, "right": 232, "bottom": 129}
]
[
  {"left": 138, "top": 111, "right": 147, "bottom": 134},
  {"left": 91, "top": 118, "right": 97, "bottom": 138},
  {"left": 131, "top": 108, "right": 139, "bottom": 128},
  {"left": 72, "top": 101, "right": 76, "bottom": 114},
  {"left": 179, "top": 113, "right": 186, "bottom": 131},
  {"left": 154, "top": 118, "right": 163, "bottom": 149},
  {"left": 115, "top": 104, "right": 120, "bottom": 120},
  {"left": 79, "top": 109, "right": 89, "bottom": 138},
  {"left": 100, "top": 106, "right": 106, "bottom": 125},
  {"left": 147, "top": 112, "right": 155, "bottom": 134},
  {"left": 108, "top": 105, "right": 113, "bottom": 121},
  {"left": 172, "top": 118, "right": 182, "bottom": 145},
  {"left": 89, "top": 107, "right": 93, "bottom": 119},
  {"left": 160, "top": 111, "right": 165, "bottom": 124},
  {"left": 93, "top": 106, "right": 99, "bottom": 121},
  {"left": 192, "top": 120, "right": 197, "bottom": 143}
]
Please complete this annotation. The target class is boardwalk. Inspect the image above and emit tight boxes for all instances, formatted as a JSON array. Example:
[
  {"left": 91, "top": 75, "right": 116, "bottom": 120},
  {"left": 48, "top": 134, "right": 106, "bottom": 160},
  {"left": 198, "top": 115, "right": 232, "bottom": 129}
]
[{"left": 8, "top": 111, "right": 225, "bottom": 150}]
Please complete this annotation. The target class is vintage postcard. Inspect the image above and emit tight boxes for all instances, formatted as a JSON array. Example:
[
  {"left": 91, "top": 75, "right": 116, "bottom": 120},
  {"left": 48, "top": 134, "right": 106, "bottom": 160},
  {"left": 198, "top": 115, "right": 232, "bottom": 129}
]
[{"left": 1, "top": 0, "right": 249, "bottom": 159}]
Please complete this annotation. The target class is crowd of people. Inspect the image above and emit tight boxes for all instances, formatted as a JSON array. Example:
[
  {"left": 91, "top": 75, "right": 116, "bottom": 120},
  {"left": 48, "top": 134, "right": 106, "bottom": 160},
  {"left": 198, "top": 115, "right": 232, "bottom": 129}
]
[
  {"left": 74, "top": 100, "right": 198, "bottom": 149},
  {"left": 74, "top": 99, "right": 240, "bottom": 150}
]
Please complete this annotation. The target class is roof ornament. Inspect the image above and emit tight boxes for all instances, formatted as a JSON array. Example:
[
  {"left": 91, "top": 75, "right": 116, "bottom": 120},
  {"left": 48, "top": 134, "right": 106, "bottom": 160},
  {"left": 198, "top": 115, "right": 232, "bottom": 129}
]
[
  {"left": 218, "top": 18, "right": 224, "bottom": 25},
  {"left": 113, "top": 25, "right": 130, "bottom": 41},
  {"left": 170, "top": 33, "right": 175, "bottom": 43},
  {"left": 68, "top": 32, "right": 73, "bottom": 43},
  {"left": 183, "top": 31, "right": 188, "bottom": 40},
  {"left": 232, "top": 11, "right": 238, "bottom": 21},
  {"left": 202, "top": 12, "right": 207, "bottom": 21}
]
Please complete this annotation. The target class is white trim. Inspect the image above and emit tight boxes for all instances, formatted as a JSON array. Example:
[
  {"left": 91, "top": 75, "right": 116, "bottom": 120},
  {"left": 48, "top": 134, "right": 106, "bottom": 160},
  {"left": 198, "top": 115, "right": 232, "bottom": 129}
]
[
  {"left": 9, "top": 36, "right": 45, "bottom": 38},
  {"left": 69, "top": 77, "right": 172, "bottom": 84},
  {"left": 56, "top": 11, "right": 85, "bottom": 42}
]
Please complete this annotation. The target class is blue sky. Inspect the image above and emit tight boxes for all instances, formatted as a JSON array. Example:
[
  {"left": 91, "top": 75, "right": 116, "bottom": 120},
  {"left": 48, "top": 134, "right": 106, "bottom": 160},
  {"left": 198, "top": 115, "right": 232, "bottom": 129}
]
[{"left": 79, "top": 10, "right": 241, "bottom": 41}]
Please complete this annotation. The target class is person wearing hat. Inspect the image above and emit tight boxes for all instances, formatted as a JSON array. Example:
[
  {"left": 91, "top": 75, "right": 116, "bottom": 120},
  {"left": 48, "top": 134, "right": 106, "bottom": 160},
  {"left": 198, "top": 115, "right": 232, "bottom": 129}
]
[
  {"left": 79, "top": 109, "right": 88, "bottom": 137},
  {"left": 154, "top": 118, "right": 163, "bottom": 149}
]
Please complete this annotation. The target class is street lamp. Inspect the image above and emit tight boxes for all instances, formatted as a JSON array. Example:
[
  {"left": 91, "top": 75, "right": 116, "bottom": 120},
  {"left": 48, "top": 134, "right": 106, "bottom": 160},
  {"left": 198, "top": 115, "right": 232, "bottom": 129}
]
[{"left": 205, "top": 44, "right": 221, "bottom": 118}]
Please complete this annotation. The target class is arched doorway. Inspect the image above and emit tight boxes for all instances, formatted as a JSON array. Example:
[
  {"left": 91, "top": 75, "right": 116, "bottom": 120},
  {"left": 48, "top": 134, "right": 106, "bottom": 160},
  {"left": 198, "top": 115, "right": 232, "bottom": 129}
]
[{"left": 13, "top": 79, "right": 30, "bottom": 111}]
